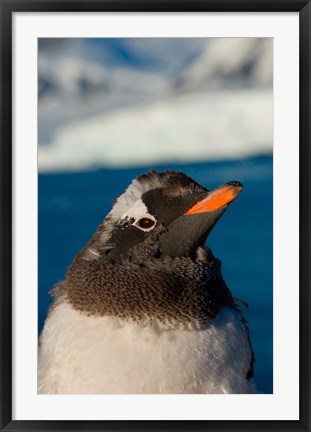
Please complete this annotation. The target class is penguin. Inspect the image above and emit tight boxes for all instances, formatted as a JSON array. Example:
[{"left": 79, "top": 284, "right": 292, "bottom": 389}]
[{"left": 38, "top": 170, "right": 256, "bottom": 394}]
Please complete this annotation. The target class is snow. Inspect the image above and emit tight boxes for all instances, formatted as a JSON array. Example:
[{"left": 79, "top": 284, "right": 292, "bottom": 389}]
[
  {"left": 38, "top": 38, "right": 273, "bottom": 172},
  {"left": 39, "top": 88, "right": 272, "bottom": 172},
  {"left": 181, "top": 38, "right": 272, "bottom": 90}
]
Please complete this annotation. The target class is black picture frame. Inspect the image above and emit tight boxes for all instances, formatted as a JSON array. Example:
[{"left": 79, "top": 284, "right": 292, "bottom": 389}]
[{"left": 1, "top": 1, "right": 310, "bottom": 431}]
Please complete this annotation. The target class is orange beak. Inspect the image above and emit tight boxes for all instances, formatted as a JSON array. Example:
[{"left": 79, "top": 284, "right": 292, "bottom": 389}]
[{"left": 184, "top": 181, "right": 243, "bottom": 216}]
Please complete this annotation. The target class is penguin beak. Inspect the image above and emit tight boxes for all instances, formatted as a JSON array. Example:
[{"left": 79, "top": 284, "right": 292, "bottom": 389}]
[
  {"left": 183, "top": 181, "right": 243, "bottom": 216},
  {"left": 159, "top": 181, "right": 243, "bottom": 259}
]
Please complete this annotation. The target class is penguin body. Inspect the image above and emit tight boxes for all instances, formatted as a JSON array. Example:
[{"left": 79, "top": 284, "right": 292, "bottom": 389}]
[
  {"left": 38, "top": 170, "right": 256, "bottom": 394},
  {"left": 39, "top": 304, "right": 254, "bottom": 394}
]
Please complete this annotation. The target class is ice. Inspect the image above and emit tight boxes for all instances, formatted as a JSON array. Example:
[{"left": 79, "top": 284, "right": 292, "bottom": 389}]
[
  {"left": 38, "top": 38, "right": 273, "bottom": 172},
  {"left": 39, "top": 88, "right": 272, "bottom": 172}
]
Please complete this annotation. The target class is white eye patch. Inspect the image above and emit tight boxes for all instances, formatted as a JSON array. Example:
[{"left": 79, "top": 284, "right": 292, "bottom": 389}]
[{"left": 121, "top": 199, "right": 157, "bottom": 232}]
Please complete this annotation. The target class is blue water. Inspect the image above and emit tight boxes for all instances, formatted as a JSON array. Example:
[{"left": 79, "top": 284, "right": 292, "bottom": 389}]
[{"left": 38, "top": 156, "right": 273, "bottom": 393}]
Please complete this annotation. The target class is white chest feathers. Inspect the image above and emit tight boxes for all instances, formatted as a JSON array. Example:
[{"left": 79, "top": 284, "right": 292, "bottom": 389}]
[{"left": 38, "top": 303, "right": 256, "bottom": 394}]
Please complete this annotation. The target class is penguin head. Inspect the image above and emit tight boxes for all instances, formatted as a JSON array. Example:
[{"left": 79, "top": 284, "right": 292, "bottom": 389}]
[{"left": 84, "top": 170, "right": 242, "bottom": 264}]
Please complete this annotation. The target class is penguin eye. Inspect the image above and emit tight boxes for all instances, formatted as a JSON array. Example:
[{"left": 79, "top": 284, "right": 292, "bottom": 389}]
[{"left": 137, "top": 218, "right": 156, "bottom": 230}]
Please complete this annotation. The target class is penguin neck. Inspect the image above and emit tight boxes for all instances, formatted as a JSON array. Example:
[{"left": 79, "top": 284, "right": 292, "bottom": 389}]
[{"left": 53, "top": 250, "right": 234, "bottom": 328}]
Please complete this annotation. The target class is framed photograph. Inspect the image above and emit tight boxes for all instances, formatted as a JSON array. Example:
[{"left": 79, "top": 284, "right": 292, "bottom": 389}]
[{"left": 1, "top": 1, "right": 310, "bottom": 431}]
